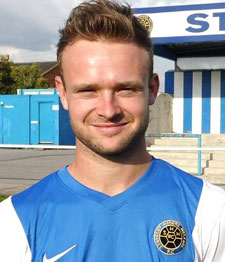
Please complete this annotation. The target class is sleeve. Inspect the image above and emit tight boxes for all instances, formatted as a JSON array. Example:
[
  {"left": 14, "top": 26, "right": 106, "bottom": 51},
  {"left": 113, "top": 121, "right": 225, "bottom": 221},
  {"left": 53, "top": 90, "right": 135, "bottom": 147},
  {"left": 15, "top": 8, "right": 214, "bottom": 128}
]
[
  {"left": 192, "top": 181, "right": 225, "bottom": 262},
  {"left": 0, "top": 196, "right": 32, "bottom": 262}
]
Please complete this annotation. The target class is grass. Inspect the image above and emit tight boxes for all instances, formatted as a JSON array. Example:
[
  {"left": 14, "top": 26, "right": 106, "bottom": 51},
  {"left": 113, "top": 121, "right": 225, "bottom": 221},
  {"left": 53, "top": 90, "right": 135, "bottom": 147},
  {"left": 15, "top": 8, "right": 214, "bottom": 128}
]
[{"left": 0, "top": 195, "right": 9, "bottom": 202}]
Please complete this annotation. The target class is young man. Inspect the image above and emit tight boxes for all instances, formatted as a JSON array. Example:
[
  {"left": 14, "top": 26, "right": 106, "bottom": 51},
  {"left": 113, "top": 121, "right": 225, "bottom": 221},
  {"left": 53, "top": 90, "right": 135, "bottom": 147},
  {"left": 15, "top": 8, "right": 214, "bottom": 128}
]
[{"left": 0, "top": 0, "right": 224, "bottom": 261}]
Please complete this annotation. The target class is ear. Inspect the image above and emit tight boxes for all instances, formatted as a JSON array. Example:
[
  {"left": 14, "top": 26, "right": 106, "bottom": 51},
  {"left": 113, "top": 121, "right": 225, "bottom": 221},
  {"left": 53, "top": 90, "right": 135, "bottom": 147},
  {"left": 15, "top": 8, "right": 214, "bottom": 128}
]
[
  {"left": 55, "top": 76, "right": 69, "bottom": 110},
  {"left": 148, "top": 73, "right": 159, "bottom": 105}
]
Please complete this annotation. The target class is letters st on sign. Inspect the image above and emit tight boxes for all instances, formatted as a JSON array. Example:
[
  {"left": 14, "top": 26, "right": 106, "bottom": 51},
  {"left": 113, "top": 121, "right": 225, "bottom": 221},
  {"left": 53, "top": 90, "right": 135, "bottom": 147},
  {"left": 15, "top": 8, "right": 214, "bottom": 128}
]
[
  {"left": 186, "top": 12, "right": 225, "bottom": 33},
  {"left": 134, "top": 3, "right": 225, "bottom": 39}
]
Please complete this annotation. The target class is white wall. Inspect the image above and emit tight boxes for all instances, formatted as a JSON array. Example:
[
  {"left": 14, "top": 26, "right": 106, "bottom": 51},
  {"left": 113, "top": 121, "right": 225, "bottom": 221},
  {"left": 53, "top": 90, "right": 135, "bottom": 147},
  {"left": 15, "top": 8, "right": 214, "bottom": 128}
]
[{"left": 177, "top": 57, "right": 225, "bottom": 71}]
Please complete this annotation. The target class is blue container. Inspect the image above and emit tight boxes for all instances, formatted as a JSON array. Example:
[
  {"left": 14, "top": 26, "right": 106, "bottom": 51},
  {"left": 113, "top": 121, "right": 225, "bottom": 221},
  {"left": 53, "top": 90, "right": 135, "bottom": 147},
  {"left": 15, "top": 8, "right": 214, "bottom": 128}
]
[
  {"left": 17, "top": 88, "right": 58, "bottom": 95},
  {"left": 0, "top": 95, "right": 30, "bottom": 144},
  {"left": 0, "top": 90, "right": 75, "bottom": 145}
]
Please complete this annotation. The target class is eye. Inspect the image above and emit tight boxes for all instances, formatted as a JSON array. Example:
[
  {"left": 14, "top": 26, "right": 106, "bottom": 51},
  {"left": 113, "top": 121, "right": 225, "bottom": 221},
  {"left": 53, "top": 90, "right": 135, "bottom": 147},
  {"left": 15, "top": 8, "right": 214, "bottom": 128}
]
[
  {"left": 80, "top": 89, "right": 94, "bottom": 93},
  {"left": 77, "top": 88, "right": 97, "bottom": 98},
  {"left": 118, "top": 87, "right": 137, "bottom": 96}
]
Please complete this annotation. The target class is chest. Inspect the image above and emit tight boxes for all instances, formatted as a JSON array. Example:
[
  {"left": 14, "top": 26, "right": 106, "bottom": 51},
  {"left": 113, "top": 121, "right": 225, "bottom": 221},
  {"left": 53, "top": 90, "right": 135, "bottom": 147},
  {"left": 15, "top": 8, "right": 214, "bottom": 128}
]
[{"left": 30, "top": 199, "right": 196, "bottom": 262}]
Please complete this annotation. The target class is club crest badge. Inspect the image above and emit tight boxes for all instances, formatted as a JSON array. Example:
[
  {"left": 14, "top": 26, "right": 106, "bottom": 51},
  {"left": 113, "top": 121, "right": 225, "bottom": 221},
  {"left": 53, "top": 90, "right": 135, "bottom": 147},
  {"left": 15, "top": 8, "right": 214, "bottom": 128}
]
[
  {"left": 154, "top": 220, "right": 187, "bottom": 255},
  {"left": 137, "top": 15, "right": 153, "bottom": 35}
]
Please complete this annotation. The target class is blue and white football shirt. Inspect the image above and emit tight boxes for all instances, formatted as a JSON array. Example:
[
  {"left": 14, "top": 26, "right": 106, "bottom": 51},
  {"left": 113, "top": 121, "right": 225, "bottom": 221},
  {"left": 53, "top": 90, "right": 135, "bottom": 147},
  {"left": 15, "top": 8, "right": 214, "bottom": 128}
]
[{"left": 0, "top": 158, "right": 225, "bottom": 261}]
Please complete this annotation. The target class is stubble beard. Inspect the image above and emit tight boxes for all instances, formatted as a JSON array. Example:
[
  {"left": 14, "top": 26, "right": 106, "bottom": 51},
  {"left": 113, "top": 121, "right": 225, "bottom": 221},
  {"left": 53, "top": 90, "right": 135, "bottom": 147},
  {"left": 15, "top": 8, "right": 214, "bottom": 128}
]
[{"left": 70, "top": 111, "right": 149, "bottom": 158}]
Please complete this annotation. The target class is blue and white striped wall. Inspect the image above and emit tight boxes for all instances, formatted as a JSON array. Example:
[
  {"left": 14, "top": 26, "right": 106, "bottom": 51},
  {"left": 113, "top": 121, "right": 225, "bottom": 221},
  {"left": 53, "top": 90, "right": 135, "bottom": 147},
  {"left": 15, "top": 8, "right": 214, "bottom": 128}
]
[{"left": 165, "top": 70, "right": 225, "bottom": 134}]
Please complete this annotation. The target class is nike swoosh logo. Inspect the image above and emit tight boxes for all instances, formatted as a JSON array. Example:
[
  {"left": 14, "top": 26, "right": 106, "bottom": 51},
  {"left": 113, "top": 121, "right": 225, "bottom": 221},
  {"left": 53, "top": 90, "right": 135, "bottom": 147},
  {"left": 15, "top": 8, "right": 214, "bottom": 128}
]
[{"left": 43, "top": 244, "right": 77, "bottom": 262}]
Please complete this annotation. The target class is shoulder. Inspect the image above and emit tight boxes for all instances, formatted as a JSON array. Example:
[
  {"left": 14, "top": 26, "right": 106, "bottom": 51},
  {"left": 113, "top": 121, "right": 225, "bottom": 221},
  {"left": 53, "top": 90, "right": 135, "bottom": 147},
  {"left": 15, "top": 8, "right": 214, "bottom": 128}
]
[
  {"left": 0, "top": 197, "right": 32, "bottom": 261},
  {"left": 9, "top": 167, "right": 71, "bottom": 225},
  {"left": 152, "top": 158, "right": 203, "bottom": 192},
  {"left": 12, "top": 168, "right": 64, "bottom": 209},
  {"left": 196, "top": 180, "right": 225, "bottom": 221},
  {"left": 149, "top": 158, "right": 204, "bottom": 219},
  {"left": 0, "top": 167, "right": 72, "bottom": 260},
  {"left": 3, "top": 168, "right": 65, "bottom": 227},
  {"left": 193, "top": 181, "right": 225, "bottom": 261},
  {"left": 153, "top": 158, "right": 225, "bottom": 260},
  {"left": 0, "top": 196, "right": 15, "bottom": 217},
  {"left": 0, "top": 169, "right": 61, "bottom": 225}
]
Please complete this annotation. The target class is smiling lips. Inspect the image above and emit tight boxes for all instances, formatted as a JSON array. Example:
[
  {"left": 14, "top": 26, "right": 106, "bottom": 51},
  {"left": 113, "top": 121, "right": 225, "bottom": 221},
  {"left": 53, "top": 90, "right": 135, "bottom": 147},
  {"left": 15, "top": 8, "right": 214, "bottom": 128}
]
[{"left": 91, "top": 122, "right": 128, "bottom": 135}]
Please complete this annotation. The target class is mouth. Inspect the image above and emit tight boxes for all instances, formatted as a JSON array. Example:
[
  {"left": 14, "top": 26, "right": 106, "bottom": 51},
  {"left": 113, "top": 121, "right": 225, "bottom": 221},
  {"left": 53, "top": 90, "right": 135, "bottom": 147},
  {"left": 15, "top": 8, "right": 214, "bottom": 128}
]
[
  {"left": 92, "top": 122, "right": 127, "bottom": 127},
  {"left": 91, "top": 122, "right": 128, "bottom": 136}
]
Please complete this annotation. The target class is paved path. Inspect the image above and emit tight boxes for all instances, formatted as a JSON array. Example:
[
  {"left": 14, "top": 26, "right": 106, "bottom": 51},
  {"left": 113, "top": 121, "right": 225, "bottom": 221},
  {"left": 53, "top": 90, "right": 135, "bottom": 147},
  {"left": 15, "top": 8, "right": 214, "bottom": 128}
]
[
  {"left": 1, "top": 148, "right": 224, "bottom": 196},
  {"left": 0, "top": 149, "right": 75, "bottom": 195}
]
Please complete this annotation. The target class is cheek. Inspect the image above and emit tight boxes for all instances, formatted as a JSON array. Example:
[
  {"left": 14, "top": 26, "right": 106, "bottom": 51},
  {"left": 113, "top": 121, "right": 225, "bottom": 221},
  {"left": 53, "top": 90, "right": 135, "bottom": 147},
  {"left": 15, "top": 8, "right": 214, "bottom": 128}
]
[
  {"left": 121, "top": 97, "right": 148, "bottom": 117},
  {"left": 67, "top": 98, "right": 96, "bottom": 121}
]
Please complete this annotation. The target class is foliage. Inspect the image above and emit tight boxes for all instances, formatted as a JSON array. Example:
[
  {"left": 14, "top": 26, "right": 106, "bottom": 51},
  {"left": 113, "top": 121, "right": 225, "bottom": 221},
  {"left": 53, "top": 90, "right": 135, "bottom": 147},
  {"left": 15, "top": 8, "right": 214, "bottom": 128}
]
[
  {"left": 11, "top": 64, "right": 50, "bottom": 91},
  {"left": 0, "top": 59, "right": 14, "bottom": 94},
  {"left": 0, "top": 58, "right": 50, "bottom": 94},
  {"left": 0, "top": 195, "right": 9, "bottom": 202}
]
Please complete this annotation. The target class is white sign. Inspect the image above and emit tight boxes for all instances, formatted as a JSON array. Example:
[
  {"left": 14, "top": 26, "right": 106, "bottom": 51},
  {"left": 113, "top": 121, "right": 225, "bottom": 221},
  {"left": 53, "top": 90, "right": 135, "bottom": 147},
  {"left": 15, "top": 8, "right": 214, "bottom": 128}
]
[
  {"left": 4, "top": 105, "right": 14, "bottom": 109},
  {"left": 135, "top": 3, "right": 225, "bottom": 40},
  {"left": 52, "top": 105, "right": 59, "bottom": 111}
]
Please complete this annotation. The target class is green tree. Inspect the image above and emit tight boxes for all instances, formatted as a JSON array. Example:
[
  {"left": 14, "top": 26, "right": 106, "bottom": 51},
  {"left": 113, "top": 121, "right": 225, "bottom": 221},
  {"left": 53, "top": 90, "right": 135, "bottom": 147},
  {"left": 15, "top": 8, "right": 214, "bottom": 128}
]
[
  {"left": 0, "top": 58, "right": 51, "bottom": 94},
  {"left": 0, "top": 58, "right": 14, "bottom": 94},
  {"left": 11, "top": 64, "right": 50, "bottom": 92}
]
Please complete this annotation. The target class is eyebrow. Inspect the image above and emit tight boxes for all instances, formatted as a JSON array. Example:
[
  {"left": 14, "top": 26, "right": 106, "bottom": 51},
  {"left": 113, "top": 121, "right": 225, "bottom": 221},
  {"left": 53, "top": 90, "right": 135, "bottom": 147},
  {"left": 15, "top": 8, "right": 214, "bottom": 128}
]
[
  {"left": 70, "top": 83, "right": 97, "bottom": 91},
  {"left": 70, "top": 81, "right": 144, "bottom": 91},
  {"left": 115, "top": 81, "right": 144, "bottom": 90}
]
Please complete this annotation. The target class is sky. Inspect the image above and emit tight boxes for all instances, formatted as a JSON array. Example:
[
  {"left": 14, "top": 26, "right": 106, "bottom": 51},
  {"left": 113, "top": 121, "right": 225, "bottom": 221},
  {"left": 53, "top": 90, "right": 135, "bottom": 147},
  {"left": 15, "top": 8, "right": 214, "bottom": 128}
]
[{"left": 1, "top": 0, "right": 224, "bottom": 90}]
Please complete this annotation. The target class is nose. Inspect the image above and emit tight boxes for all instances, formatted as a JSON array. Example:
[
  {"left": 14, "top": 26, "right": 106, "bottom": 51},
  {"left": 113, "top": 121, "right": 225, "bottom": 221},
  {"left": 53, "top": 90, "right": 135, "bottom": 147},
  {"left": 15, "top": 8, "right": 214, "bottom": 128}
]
[{"left": 96, "top": 92, "right": 122, "bottom": 120}]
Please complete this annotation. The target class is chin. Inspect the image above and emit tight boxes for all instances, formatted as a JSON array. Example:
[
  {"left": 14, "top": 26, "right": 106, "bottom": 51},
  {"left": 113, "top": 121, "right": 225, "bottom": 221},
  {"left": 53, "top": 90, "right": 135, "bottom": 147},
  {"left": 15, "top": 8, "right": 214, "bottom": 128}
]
[
  {"left": 84, "top": 136, "right": 144, "bottom": 157},
  {"left": 84, "top": 142, "right": 128, "bottom": 156},
  {"left": 75, "top": 125, "right": 147, "bottom": 157},
  {"left": 95, "top": 147, "right": 129, "bottom": 157}
]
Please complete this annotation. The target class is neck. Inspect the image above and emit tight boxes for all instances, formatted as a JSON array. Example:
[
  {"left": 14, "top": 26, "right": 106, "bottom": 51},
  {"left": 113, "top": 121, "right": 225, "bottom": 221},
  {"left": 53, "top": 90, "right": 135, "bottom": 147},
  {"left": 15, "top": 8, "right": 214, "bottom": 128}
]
[{"left": 68, "top": 140, "right": 152, "bottom": 196}]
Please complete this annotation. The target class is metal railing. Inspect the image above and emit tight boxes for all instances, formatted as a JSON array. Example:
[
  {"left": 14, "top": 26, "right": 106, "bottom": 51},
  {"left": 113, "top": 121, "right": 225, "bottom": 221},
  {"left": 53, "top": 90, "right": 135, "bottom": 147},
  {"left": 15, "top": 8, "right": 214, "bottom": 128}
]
[
  {"left": 2, "top": 134, "right": 225, "bottom": 177},
  {"left": 145, "top": 133, "right": 202, "bottom": 175}
]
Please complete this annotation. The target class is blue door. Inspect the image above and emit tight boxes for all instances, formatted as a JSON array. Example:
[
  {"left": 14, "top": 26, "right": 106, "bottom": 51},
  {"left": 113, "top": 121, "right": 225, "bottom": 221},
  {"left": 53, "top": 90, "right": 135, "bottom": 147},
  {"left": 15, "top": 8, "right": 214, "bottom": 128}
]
[
  {"left": 39, "top": 102, "right": 54, "bottom": 143},
  {"left": 30, "top": 95, "right": 58, "bottom": 145}
]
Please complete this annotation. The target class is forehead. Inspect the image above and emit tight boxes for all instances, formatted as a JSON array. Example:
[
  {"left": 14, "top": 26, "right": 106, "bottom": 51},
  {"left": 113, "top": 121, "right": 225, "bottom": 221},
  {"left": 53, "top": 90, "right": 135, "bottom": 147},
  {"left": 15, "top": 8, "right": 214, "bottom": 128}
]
[{"left": 61, "top": 40, "right": 150, "bottom": 86}]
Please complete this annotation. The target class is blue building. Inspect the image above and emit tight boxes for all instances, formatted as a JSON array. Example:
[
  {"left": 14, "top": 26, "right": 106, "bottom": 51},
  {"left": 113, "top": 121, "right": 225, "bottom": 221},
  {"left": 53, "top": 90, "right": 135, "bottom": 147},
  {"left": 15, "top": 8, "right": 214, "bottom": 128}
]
[
  {"left": 135, "top": 3, "right": 225, "bottom": 134},
  {"left": 0, "top": 89, "right": 75, "bottom": 145}
]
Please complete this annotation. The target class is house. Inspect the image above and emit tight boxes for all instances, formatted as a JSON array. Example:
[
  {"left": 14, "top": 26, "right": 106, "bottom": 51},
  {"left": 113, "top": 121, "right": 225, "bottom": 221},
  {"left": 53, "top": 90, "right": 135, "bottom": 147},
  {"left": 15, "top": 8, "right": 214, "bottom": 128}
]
[
  {"left": 15, "top": 61, "right": 60, "bottom": 87},
  {"left": 40, "top": 62, "right": 60, "bottom": 87}
]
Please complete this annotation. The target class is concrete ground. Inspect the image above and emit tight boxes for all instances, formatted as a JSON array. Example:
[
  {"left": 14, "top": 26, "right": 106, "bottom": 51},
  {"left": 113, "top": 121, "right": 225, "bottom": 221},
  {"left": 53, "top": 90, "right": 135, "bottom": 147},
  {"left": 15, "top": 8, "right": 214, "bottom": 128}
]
[
  {"left": 0, "top": 148, "right": 75, "bottom": 195},
  {"left": 1, "top": 148, "right": 224, "bottom": 196}
]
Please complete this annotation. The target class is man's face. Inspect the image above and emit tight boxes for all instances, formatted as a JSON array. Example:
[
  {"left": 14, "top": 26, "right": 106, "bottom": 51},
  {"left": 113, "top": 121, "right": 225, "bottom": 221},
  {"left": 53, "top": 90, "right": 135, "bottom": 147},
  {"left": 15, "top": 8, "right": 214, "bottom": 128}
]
[{"left": 56, "top": 40, "right": 159, "bottom": 156}]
